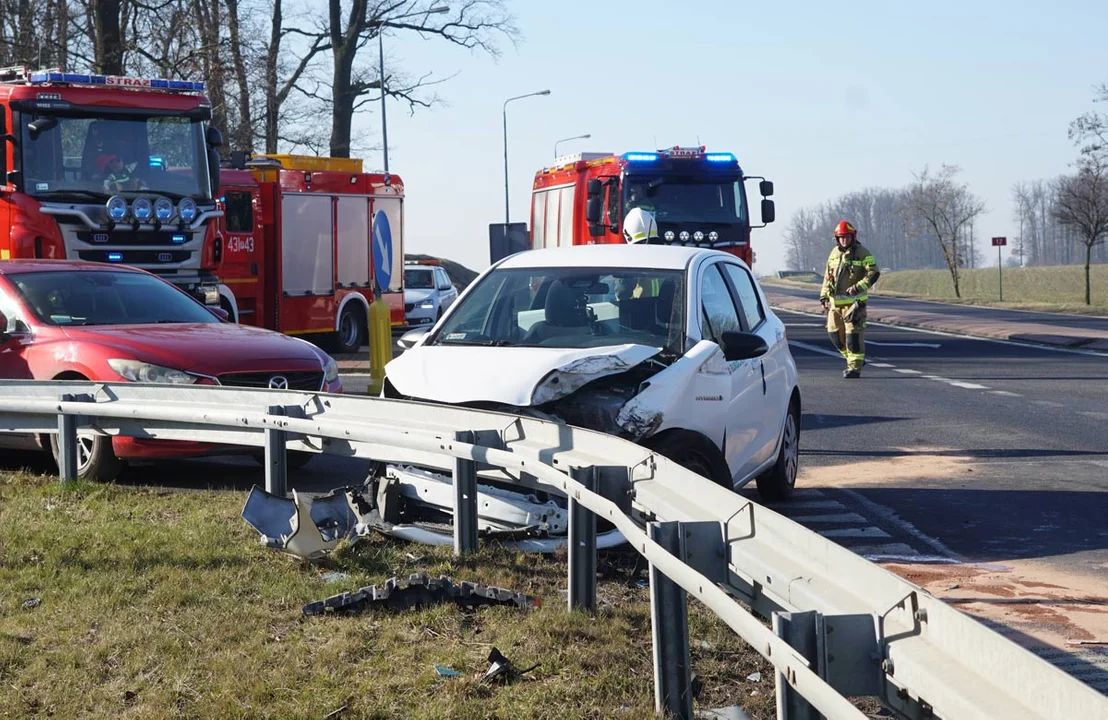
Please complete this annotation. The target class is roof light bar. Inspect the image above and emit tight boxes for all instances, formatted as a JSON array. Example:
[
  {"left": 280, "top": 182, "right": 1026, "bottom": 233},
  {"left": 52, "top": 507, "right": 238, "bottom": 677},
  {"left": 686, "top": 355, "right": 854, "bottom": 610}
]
[
  {"left": 623, "top": 152, "right": 659, "bottom": 162},
  {"left": 705, "top": 153, "right": 736, "bottom": 163},
  {"left": 26, "top": 72, "right": 205, "bottom": 92}
]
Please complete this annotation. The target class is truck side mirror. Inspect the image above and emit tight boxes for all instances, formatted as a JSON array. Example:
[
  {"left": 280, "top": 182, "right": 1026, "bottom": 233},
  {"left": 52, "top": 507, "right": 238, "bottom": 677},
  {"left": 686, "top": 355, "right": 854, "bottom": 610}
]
[
  {"left": 230, "top": 150, "right": 248, "bottom": 169},
  {"left": 761, "top": 198, "right": 775, "bottom": 224},
  {"left": 586, "top": 178, "right": 602, "bottom": 197},
  {"left": 209, "top": 148, "right": 221, "bottom": 196},
  {"left": 586, "top": 196, "right": 602, "bottom": 224},
  {"left": 206, "top": 126, "right": 223, "bottom": 148},
  {"left": 759, "top": 180, "right": 774, "bottom": 197}
]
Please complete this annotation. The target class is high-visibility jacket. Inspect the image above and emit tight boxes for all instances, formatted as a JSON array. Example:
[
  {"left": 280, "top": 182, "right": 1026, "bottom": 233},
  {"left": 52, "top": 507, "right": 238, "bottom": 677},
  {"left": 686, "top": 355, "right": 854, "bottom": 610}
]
[{"left": 820, "top": 242, "right": 880, "bottom": 306}]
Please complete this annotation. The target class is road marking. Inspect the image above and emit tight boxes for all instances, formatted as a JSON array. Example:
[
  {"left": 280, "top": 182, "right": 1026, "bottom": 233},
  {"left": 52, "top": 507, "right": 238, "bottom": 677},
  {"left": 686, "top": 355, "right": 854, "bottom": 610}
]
[
  {"left": 1080, "top": 411, "right": 1108, "bottom": 420},
  {"left": 867, "top": 341, "right": 942, "bottom": 348},
  {"left": 894, "top": 368, "right": 922, "bottom": 375},
  {"left": 817, "top": 527, "right": 891, "bottom": 539},
  {"left": 788, "top": 340, "right": 845, "bottom": 359},
  {"left": 852, "top": 544, "right": 963, "bottom": 564},
  {"left": 835, "top": 488, "right": 962, "bottom": 560},
  {"left": 777, "top": 499, "right": 847, "bottom": 510},
  {"left": 989, "top": 390, "right": 1022, "bottom": 397},
  {"left": 869, "top": 362, "right": 896, "bottom": 368},
  {"left": 946, "top": 380, "right": 990, "bottom": 390},
  {"left": 1031, "top": 400, "right": 1065, "bottom": 408},
  {"left": 769, "top": 304, "right": 1108, "bottom": 358}
]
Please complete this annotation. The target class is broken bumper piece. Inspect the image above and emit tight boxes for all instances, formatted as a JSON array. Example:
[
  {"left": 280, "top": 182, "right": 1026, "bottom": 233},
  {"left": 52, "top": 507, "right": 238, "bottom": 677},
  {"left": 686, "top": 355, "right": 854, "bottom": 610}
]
[
  {"left": 240, "top": 485, "right": 370, "bottom": 561},
  {"left": 302, "top": 572, "right": 538, "bottom": 616}
]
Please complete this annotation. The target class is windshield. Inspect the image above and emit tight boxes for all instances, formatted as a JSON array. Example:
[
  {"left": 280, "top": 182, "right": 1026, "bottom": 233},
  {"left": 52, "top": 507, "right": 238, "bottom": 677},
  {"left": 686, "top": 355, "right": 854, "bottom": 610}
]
[
  {"left": 624, "top": 175, "right": 747, "bottom": 225},
  {"left": 404, "top": 268, "right": 435, "bottom": 289},
  {"left": 430, "top": 266, "right": 685, "bottom": 352},
  {"left": 8, "top": 270, "right": 220, "bottom": 327},
  {"left": 19, "top": 113, "right": 209, "bottom": 201}
]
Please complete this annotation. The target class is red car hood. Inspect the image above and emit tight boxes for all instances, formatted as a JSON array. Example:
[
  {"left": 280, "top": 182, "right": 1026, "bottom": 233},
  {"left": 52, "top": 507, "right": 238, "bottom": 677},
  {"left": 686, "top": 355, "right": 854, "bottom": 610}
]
[{"left": 62, "top": 323, "right": 328, "bottom": 375}]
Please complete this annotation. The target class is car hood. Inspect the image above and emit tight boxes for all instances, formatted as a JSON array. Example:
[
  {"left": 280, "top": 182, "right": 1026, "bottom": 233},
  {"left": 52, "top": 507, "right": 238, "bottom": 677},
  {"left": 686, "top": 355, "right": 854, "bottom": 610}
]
[
  {"left": 404, "top": 288, "right": 435, "bottom": 303},
  {"left": 62, "top": 323, "right": 328, "bottom": 374},
  {"left": 385, "top": 343, "right": 663, "bottom": 406}
]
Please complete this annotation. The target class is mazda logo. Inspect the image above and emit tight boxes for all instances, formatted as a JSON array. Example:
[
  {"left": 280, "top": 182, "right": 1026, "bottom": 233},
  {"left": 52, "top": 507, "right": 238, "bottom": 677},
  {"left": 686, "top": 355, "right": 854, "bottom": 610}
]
[{"left": 268, "top": 376, "right": 289, "bottom": 390}]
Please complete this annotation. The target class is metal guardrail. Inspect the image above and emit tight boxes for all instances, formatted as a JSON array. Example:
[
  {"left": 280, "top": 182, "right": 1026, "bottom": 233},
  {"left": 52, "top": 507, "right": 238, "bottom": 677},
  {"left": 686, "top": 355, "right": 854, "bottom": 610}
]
[{"left": 0, "top": 380, "right": 1104, "bottom": 719}]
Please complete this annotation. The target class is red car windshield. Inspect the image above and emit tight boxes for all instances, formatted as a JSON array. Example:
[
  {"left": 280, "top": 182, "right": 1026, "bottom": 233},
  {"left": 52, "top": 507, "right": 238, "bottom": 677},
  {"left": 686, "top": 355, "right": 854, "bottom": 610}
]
[{"left": 7, "top": 270, "right": 220, "bottom": 327}]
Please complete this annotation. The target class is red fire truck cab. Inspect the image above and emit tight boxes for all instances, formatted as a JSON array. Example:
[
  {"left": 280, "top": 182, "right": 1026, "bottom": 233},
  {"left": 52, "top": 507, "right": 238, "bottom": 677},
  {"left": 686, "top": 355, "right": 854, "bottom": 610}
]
[
  {"left": 0, "top": 66, "right": 225, "bottom": 304},
  {"left": 211, "top": 153, "right": 405, "bottom": 354},
  {"left": 530, "top": 146, "right": 774, "bottom": 266}
]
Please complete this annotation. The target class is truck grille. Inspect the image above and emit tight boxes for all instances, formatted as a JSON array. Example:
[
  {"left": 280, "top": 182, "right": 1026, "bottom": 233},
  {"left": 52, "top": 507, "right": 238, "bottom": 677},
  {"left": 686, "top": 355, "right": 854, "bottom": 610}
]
[
  {"left": 218, "top": 371, "right": 324, "bottom": 391},
  {"left": 76, "top": 230, "right": 195, "bottom": 247},
  {"left": 78, "top": 250, "right": 192, "bottom": 264}
]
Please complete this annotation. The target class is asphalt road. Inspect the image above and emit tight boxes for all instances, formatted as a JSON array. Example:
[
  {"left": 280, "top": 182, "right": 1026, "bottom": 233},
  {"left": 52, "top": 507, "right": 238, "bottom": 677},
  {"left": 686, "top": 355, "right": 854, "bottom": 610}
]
[{"left": 768, "top": 282, "right": 1108, "bottom": 336}]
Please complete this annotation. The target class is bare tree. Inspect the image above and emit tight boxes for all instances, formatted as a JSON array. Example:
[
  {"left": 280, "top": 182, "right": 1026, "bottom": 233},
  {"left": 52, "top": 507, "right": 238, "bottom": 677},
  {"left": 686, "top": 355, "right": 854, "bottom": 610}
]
[
  {"left": 1052, "top": 155, "right": 1108, "bottom": 305},
  {"left": 1069, "top": 82, "right": 1108, "bottom": 161},
  {"left": 900, "top": 165, "right": 986, "bottom": 298}
]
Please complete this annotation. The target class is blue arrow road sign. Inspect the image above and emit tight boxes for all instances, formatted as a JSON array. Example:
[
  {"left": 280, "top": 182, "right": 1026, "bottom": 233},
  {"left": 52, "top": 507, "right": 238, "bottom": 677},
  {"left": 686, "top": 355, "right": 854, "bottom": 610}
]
[{"left": 372, "top": 209, "right": 392, "bottom": 292}]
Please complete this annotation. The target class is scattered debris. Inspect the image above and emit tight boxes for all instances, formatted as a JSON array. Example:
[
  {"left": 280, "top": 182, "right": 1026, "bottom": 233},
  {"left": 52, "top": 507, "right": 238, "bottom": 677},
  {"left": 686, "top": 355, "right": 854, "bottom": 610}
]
[
  {"left": 302, "top": 573, "right": 538, "bottom": 616},
  {"left": 481, "top": 647, "right": 539, "bottom": 684},
  {"left": 322, "top": 705, "right": 348, "bottom": 719},
  {"left": 947, "top": 584, "right": 961, "bottom": 590},
  {"left": 746, "top": 671, "right": 762, "bottom": 682},
  {"left": 1067, "top": 639, "right": 1108, "bottom": 646},
  {"left": 321, "top": 572, "right": 350, "bottom": 584},
  {"left": 699, "top": 640, "right": 713, "bottom": 650},
  {"left": 21, "top": 598, "right": 40, "bottom": 610},
  {"left": 241, "top": 485, "right": 371, "bottom": 561},
  {"left": 434, "top": 665, "right": 463, "bottom": 678}
]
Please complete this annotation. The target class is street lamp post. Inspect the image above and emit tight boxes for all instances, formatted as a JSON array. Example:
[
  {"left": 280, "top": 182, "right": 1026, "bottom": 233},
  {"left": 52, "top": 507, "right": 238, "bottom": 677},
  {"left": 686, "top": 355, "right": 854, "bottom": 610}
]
[
  {"left": 554, "top": 133, "right": 591, "bottom": 158},
  {"left": 379, "top": 4, "right": 450, "bottom": 173},
  {"left": 503, "top": 89, "right": 551, "bottom": 223}
]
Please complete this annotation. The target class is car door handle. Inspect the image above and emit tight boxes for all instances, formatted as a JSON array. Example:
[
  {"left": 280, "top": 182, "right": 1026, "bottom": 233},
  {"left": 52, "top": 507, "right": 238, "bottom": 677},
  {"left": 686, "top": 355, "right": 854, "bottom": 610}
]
[{"left": 760, "top": 361, "right": 766, "bottom": 394}]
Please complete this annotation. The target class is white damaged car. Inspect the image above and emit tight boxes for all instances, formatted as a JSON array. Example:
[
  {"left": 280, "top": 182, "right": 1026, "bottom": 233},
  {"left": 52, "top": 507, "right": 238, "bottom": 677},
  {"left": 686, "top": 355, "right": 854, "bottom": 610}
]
[{"left": 378, "top": 245, "right": 801, "bottom": 546}]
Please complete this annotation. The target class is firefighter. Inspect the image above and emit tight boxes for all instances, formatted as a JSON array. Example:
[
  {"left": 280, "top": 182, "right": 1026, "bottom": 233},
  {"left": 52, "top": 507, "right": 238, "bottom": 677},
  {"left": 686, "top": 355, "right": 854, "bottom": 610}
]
[
  {"left": 622, "top": 208, "right": 662, "bottom": 298},
  {"left": 820, "top": 220, "right": 880, "bottom": 378}
]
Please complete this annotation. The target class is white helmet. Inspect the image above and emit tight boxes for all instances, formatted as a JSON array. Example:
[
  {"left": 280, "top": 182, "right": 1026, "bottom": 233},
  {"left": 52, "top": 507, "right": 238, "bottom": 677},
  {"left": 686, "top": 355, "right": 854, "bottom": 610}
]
[{"left": 623, "top": 207, "right": 659, "bottom": 244}]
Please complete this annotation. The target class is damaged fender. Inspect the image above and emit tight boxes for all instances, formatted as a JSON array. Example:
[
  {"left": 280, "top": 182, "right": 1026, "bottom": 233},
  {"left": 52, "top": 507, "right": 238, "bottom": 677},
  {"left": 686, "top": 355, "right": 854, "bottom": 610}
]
[{"left": 616, "top": 339, "right": 733, "bottom": 442}]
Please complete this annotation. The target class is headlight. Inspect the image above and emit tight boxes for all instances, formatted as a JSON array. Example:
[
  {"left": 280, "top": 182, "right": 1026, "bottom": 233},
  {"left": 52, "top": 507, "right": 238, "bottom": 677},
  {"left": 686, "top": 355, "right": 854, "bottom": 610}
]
[
  {"left": 132, "top": 196, "right": 153, "bottom": 222},
  {"left": 664, "top": 230, "right": 675, "bottom": 242},
  {"left": 322, "top": 356, "right": 339, "bottom": 383},
  {"left": 178, "top": 198, "right": 198, "bottom": 223},
  {"left": 106, "top": 195, "right": 128, "bottom": 221},
  {"left": 693, "top": 231, "right": 705, "bottom": 242},
  {"left": 708, "top": 231, "right": 719, "bottom": 242},
  {"left": 107, "top": 359, "right": 198, "bottom": 384},
  {"left": 154, "top": 196, "right": 174, "bottom": 221},
  {"left": 419, "top": 301, "right": 434, "bottom": 309}
]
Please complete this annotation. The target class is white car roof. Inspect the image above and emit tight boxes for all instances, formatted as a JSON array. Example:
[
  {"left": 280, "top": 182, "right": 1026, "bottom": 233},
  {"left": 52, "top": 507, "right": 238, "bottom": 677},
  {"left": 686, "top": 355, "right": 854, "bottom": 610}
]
[{"left": 495, "top": 244, "right": 737, "bottom": 271}]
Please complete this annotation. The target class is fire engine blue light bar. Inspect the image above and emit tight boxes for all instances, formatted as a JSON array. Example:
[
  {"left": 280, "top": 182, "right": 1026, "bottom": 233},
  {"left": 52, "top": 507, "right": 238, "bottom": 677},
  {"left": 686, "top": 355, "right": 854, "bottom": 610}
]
[
  {"left": 171, "top": 235, "right": 186, "bottom": 244},
  {"left": 705, "top": 153, "right": 736, "bottom": 163},
  {"left": 107, "top": 253, "right": 123, "bottom": 262},
  {"left": 624, "top": 152, "right": 659, "bottom": 162},
  {"left": 27, "top": 72, "right": 205, "bottom": 92}
]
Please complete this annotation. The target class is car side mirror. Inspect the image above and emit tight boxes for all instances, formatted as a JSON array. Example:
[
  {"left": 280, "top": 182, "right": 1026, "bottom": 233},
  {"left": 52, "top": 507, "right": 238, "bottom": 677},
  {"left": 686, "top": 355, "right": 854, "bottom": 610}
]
[
  {"left": 0, "top": 310, "right": 8, "bottom": 338},
  {"left": 397, "top": 327, "right": 429, "bottom": 349},
  {"left": 210, "top": 306, "right": 230, "bottom": 321},
  {"left": 720, "top": 330, "right": 767, "bottom": 361}
]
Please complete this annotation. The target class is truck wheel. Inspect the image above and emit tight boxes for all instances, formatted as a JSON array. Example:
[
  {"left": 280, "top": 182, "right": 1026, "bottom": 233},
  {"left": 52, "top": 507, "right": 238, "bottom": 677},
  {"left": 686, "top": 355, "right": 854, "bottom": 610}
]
[
  {"left": 336, "top": 304, "right": 366, "bottom": 354},
  {"left": 49, "top": 431, "right": 124, "bottom": 483},
  {"left": 756, "top": 398, "right": 800, "bottom": 502}
]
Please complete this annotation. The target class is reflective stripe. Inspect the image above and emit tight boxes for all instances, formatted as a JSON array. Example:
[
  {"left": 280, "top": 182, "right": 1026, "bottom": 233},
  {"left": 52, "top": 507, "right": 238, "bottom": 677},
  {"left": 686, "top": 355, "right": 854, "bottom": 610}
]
[
  {"left": 845, "top": 352, "right": 865, "bottom": 361},
  {"left": 833, "top": 294, "right": 868, "bottom": 305}
]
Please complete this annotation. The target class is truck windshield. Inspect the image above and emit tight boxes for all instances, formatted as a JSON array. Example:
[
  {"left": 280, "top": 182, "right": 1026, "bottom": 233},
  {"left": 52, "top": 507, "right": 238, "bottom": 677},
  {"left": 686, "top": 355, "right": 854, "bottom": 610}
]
[
  {"left": 8, "top": 270, "right": 219, "bottom": 326},
  {"left": 430, "top": 266, "right": 686, "bottom": 353},
  {"left": 624, "top": 176, "right": 747, "bottom": 225},
  {"left": 19, "top": 113, "right": 208, "bottom": 201}
]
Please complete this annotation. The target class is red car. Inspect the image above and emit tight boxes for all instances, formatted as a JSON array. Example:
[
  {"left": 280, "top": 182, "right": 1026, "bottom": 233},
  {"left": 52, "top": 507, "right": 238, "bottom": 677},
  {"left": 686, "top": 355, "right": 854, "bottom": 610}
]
[{"left": 0, "top": 260, "right": 343, "bottom": 480}]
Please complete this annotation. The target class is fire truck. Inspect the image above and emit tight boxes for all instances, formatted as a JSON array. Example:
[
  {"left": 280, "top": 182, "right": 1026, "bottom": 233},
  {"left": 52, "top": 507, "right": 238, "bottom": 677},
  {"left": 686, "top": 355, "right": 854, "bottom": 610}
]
[
  {"left": 0, "top": 66, "right": 224, "bottom": 304},
  {"left": 210, "top": 153, "right": 405, "bottom": 354},
  {"left": 529, "top": 145, "right": 774, "bottom": 266}
]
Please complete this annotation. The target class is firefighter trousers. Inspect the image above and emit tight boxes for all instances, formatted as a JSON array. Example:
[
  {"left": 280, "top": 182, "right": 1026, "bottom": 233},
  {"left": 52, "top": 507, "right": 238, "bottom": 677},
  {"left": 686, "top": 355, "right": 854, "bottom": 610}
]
[{"left": 827, "top": 302, "right": 866, "bottom": 371}]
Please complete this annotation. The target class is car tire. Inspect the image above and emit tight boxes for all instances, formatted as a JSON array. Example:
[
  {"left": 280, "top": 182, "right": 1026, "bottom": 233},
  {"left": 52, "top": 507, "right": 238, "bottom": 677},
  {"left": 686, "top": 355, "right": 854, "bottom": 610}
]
[
  {"left": 336, "top": 304, "right": 367, "bottom": 354},
  {"left": 756, "top": 397, "right": 800, "bottom": 502},
  {"left": 49, "top": 430, "right": 125, "bottom": 483},
  {"left": 644, "top": 429, "right": 732, "bottom": 489}
]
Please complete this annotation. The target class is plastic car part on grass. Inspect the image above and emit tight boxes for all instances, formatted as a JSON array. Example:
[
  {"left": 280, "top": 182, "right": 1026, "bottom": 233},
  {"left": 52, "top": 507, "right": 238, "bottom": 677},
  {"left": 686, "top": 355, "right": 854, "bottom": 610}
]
[
  {"left": 302, "top": 572, "right": 539, "bottom": 616},
  {"left": 240, "top": 485, "right": 370, "bottom": 561}
]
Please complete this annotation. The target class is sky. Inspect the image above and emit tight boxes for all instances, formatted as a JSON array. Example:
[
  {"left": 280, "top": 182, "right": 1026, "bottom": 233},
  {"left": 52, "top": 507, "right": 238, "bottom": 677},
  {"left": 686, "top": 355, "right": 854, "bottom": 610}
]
[{"left": 356, "top": 0, "right": 1108, "bottom": 276}]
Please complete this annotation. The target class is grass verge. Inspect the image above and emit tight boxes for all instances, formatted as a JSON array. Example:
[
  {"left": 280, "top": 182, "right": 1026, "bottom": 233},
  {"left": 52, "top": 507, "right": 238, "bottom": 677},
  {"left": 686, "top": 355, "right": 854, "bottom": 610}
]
[
  {"left": 0, "top": 468, "right": 798, "bottom": 719},
  {"left": 763, "top": 265, "right": 1108, "bottom": 315}
]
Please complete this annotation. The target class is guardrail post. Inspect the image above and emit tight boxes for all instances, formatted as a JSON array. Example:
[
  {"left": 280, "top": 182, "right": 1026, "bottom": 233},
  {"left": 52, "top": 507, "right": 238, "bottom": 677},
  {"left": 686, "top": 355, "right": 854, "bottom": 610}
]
[
  {"left": 264, "top": 405, "right": 288, "bottom": 497},
  {"left": 57, "top": 394, "right": 77, "bottom": 487},
  {"left": 568, "top": 465, "right": 597, "bottom": 613},
  {"left": 649, "top": 521, "right": 693, "bottom": 720},
  {"left": 453, "top": 430, "right": 478, "bottom": 555},
  {"left": 773, "top": 611, "right": 822, "bottom": 720}
]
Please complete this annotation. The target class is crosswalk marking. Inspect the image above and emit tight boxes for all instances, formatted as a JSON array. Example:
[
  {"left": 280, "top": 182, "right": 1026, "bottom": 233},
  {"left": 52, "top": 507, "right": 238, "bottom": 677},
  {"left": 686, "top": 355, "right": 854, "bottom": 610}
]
[
  {"left": 817, "top": 527, "right": 892, "bottom": 539},
  {"left": 790, "top": 512, "right": 869, "bottom": 524}
]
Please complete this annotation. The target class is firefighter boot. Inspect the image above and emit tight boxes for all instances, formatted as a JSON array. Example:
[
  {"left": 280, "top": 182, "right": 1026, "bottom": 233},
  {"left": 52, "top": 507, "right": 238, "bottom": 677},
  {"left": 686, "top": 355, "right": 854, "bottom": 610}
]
[{"left": 843, "top": 331, "right": 864, "bottom": 378}]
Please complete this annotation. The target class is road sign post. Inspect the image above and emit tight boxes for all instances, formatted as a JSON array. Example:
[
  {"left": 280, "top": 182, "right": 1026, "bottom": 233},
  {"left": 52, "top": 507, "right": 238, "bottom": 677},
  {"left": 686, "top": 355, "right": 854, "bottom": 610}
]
[
  {"left": 369, "top": 210, "right": 395, "bottom": 395},
  {"left": 992, "top": 237, "right": 1007, "bottom": 301}
]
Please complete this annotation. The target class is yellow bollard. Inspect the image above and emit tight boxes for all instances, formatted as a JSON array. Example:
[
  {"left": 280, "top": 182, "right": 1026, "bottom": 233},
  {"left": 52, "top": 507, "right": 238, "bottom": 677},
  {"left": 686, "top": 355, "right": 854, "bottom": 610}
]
[{"left": 367, "top": 297, "right": 393, "bottom": 396}]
